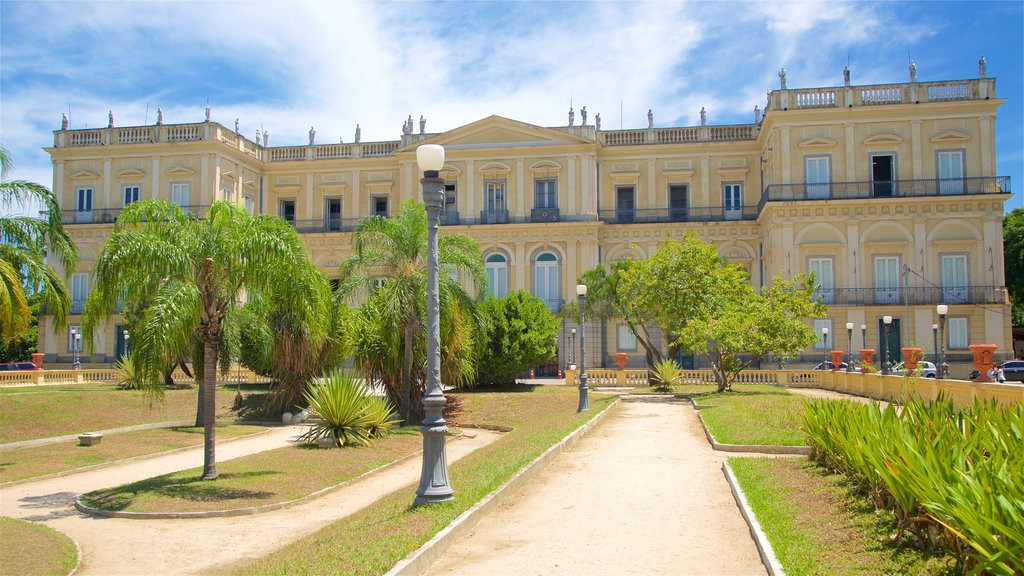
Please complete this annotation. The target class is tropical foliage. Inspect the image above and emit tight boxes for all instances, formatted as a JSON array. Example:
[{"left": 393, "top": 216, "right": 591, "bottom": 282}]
[
  {"left": 649, "top": 358, "right": 680, "bottom": 392},
  {"left": 339, "top": 198, "right": 485, "bottom": 422},
  {"left": 83, "top": 199, "right": 325, "bottom": 480},
  {"left": 476, "top": 291, "right": 560, "bottom": 385},
  {"left": 0, "top": 148, "right": 76, "bottom": 342},
  {"left": 1004, "top": 208, "right": 1023, "bottom": 326},
  {"left": 298, "top": 370, "right": 397, "bottom": 448},
  {"left": 113, "top": 350, "right": 149, "bottom": 390},
  {"left": 802, "top": 396, "right": 1024, "bottom": 575}
]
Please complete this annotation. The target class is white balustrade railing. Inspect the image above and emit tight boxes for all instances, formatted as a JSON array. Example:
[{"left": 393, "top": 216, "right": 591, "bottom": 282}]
[
  {"left": 117, "top": 127, "right": 153, "bottom": 144},
  {"left": 926, "top": 81, "right": 971, "bottom": 101},
  {"left": 709, "top": 125, "right": 757, "bottom": 140},
  {"left": 859, "top": 86, "right": 902, "bottom": 105},
  {"left": 70, "top": 131, "right": 103, "bottom": 146},
  {"left": 269, "top": 146, "right": 307, "bottom": 161},
  {"left": 315, "top": 144, "right": 353, "bottom": 159},
  {"left": 794, "top": 89, "right": 837, "bottom": 109},
  {"left": 362, "top": 142, "right": 399, "bottom": 157},
  {"left": 165, "top": 125, "right": 202, "bottom": 142},
  {"left": 657, "top": 128, "right": 700, "bottom": 143}
]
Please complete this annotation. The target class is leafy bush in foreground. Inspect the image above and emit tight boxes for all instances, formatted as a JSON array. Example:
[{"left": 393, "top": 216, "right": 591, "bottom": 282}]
[
  {"left": 802, "top": 396, "right": 1023, "bottom": 575},
  {"left": 299, "top": 371, "right": 396, "bottom": 448}
]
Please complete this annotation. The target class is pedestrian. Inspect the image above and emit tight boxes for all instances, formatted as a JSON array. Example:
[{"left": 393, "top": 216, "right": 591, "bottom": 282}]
[
  {"left": 996, "top": 366, "right": 1006, "bottom": 383},
  {"left": 986, "top": 367, "right": 997, "bottom": 381}
]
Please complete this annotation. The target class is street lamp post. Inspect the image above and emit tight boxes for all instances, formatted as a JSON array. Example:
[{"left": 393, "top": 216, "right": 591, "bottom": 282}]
[
  {"left": 882, "top": 315, "right": 893, "bottom": 375},
  {"left": 576, "top": 284, "right": 589, "bottom": 412},
  {"left": 846, "top": 322, "right": 854, "bottom": 372},
  {"left": 70, "top": 327, "right": 81, "bottom": 369},
  {"left": 569, "top": 328, "right": 576, "bottom": 368},
  {"left": 123, "top": 329, "right": 130, "bottom": 357},
  {"left": 936, "top": 304, "right": 948, "bottom": 379},
  {"left": 821, "top": 326, "right": 829, "bottom": 367},
  {"left": 932, "top": 323, "right": 939, "bottom": 370},
  {"left": 414, "top": 144, "right": 453, "bottom": 505}
]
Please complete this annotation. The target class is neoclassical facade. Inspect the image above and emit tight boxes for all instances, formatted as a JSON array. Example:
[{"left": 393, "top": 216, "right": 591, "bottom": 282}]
[{"left": 41, "top": 70, "right": 1012, "bottom": 377}]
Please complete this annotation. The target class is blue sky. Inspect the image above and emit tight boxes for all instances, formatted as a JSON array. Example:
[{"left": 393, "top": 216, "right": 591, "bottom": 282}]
[{"left": 2, "top": 0, "right": 1021, "bottom": 213}]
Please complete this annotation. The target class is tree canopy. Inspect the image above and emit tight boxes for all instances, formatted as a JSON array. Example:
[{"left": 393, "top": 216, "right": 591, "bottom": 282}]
[
  {"left": 476, "top": 291, "right": 560, "bottom": 385},
  {"left": 1004, "top": 208, "right": 1023, "bottom": 326}
]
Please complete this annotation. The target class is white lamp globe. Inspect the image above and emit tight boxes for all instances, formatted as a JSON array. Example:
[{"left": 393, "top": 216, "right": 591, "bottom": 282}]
[{"left": 416, "top": 144, "right": 445, "bottom": 172}]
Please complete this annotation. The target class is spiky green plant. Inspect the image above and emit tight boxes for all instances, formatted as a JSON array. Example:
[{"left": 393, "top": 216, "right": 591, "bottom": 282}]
[
  {"left": 649, "top": 358, "right": 680, "bottom": 392},
  {"left": 113, "top": 350, "right": 151, "bottom": 390},
  {"left": 298, "top": 371, "right": 396, "bottom": 448}
]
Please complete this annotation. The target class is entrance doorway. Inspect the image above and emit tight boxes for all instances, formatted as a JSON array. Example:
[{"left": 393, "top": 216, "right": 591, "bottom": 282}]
[{"left": 871, "top": 154, "right": 895, "bottom": 197}]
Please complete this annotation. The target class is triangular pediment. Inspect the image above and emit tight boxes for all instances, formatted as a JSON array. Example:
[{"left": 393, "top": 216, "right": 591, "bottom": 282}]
[
  {"left": 863, "top": 133, "right": 904, "bottom": 145},
  {"left": 929, "top": 130, "right": 971, "bottom": 143},
  {"left": 71, "top": 170, "right": 100, "bottom": 180},
  {"left": 116, "top": 168, "right": 146, "bottom": 178},
  {"left": 402, "top": 116, "right": 593, "bottom": 152},
  {"left": 797, "top": 137, "right": 837, "bottom": 149},
  {"left": 167, "top": 166, "right": 196, "bottom": 176}
]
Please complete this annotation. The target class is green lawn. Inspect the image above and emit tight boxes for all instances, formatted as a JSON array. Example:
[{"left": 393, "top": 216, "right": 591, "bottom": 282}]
[
  {"left": 0, "top": 517, "right": 78, "bottom": 576},
  {"left": 728, "top": 457, "right": 954, "bottom": 576},
  {"left": 0, "top": 385, "right": 242, "bottom": 443},
  {"left": 221, "top": 385, "right": 616, "bottom": 576},
  {"left": 0, "top": 424, "right": 264, "bottom": 484}
]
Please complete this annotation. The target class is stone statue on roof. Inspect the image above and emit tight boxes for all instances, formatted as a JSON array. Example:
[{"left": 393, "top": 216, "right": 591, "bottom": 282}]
[
  {"left": 843, "top": 65, "right": 850, "bottom": 86},
  {"left": 581, "top": 106, "right": 587, "bottom": 125},
  {"left": 263, "top": 130, "right": 269, "bottom": 147},
  {"left": 235, "top": 118, "right": 239, "bottom": 133},
  {"left": 419, "top": 115, "right": 426, "bottom": 134},
  {"left": 568, "top": 106, "right": 574, "bottom": 126},
  {"left": 309, "top": 126, "right": 316, "bottom": 145},
  {"left": 355, "top": 124, "right": 361, "bottom": 143},
  {"left": 205, "top": 105, "right": 211, "bottom": 122},
  {"left": 156, "top": 108, "right": 163, "bottom": 125},
  {"left": 778, "top": 68, "right": 787, "bottom": 89},
  {"left": 647, "top": 109, "right": 653, "bottom": 129},
  {"left": 255, "top": 130, "right": 261, "bottom": 146},
  {"left": 61, "top": 113, "right": 68, "bottom": 130},
  {"left": 108, "top": 111, "right": 114, "bottom": 128},
  {"left": 595, "top": 113, "right": 601, "bottom": 131},
  {"left": 700, "top": 107, "right": 707, "bottom": 127},
  {"left": 909, "top": 60, "right": 917, "bottom": 82},
  {"left": 978, "top": 56, "right": 987, "bottom": 78}
]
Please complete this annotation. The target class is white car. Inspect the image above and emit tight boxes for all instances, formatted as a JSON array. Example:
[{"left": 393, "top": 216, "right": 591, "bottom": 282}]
[{"left": 891, "top": 360, "right": 938, "bottom": 378}]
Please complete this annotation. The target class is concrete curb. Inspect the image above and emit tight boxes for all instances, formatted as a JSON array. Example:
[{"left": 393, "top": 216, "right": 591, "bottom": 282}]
[
  {"left": 0, "top": 426, "right": 275, "bottom": 488},
  {"left": 722, "top": 460, "right": 786, "bottom": 576},
  {"left": 0, "top": 419, "right": 280, "bottom": 451},
  {"left": 693, "top": 403, "right": 811, "bottom": 455},
  {"left": 385, "top": 398, "right": 622, "bottom": 576}
]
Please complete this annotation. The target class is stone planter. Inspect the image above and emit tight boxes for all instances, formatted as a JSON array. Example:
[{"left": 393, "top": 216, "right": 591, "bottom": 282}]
[
  {"left": 78, "top": 433, "right": 103, "bottom": 446},
  {"left": 614, "top": 352, "right": 628, "bottom": 370},
  {"left": 901, "top": 347, "right": 923, "bottom": 372},
  {"left": 858, "top": 348, "right": 875, "bottom": 374},
  {"left": 968, "top": 343, "right": 999, "bottom": 382},
  {"left": 830, "top": 350, "right": 845, "bottom": 371}
]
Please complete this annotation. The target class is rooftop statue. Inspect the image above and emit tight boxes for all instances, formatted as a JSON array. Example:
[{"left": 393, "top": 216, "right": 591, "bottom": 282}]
[
  {"left": 843, "top": 65, "right": 850, "bottom": 86},
  {"left": 355, "top": 124, "right": 361, "bottom": 143},
  {"left": 978, "top": 56, "right": 987, "bottom": 78},
  {"left": 61, "top": 113, "right": 68, "bottom": 130},
  {"left": 568, "top": 106, "right": 574, "bottom": 126},
  {"left": 156, "top": 108, "right": 163, "bottom": 125},
  {"left": 108, "top": 111, "right": 114, "bottom": 128},
  {"left": 581, "top": 106, "right": 587, "bottom": 126},
  {"left": 595, "top": 113, "right": 601, "bottom": 131},
  {"left": 309, "top": 126, "right": 316, "bottom": 145},
  {"left": 909, "top": 60, "right": 917, "bottom": 82},
  {"left": 647, "top": 109, "right": 653, "bottom": 129},
  {"left": 700, "top": 107, "right": 707, "bottom": 127},
  {"left": 205, "top": 105, "right": 211, "bottom": 122},
  {"left": 420, "top": 115, "right": 426, "bottom": 134},
  {"left": 778, "top": 68, "right": 787, "bottom": 89}
]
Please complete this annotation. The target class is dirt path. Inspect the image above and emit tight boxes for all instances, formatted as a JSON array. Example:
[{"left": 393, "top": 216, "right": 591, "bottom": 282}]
[
  {"left": 1, "top": 426, "right": 501, "bottom": 575},
  {"left": 423, "top": 396, "right": 766, "bottom": 576}
]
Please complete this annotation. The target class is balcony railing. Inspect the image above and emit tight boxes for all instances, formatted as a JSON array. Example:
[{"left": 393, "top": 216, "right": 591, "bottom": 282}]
[
  {"left": 287, "top": 217, "right": 363, "bottom": 234},
  {"left": 598, "top": 206, "right": 759, "bottom": 224},
  {"left": 440, "top": 211, "right": 460, "bottom": 226},
  {"left": 479, "top": 210, "right": 509, "bottom": 225},
  {"left": 760, "top": 176, "right": 1010, "bottom": 209},
  {"left": 813, "top": 286, "right": 1006, "bottom": 306},
  {"left": 60, "top": 204, "right": 212, "bottom": 224},
  {"left": 531, "top": 207, "right": 560, "bottom": 223}
]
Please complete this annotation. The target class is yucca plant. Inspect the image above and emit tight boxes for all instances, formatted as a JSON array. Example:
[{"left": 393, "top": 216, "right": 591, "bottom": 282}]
[
  {"left": 298, "top": 370, "right": 396, "bottom": 448},
  {"left": 114, "top": 350, "right": 150, "bottom": 390},
  {"left": 649, "top": 358, "right": 681, "bottom": 392}
]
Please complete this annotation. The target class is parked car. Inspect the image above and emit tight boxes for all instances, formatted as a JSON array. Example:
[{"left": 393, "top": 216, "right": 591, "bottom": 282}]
[
  {"left": 998, "top": 360, "right": 1024, "bottom": 382},
  {"left": 0, "top": 362, "right": 40, "bottom": 371},
  {"left": 891, "top": 361, "right": 937, "bottom": 378},
  {"left": 812, "top": 361, "right": 849, "bottom": 371}
]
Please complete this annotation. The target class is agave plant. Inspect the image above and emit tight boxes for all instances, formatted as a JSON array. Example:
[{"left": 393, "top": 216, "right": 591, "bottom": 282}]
[
  {"left": 298, "top": 370, "right": 397, "bottom": 448},
  {"left": 114, "top": 351, "right": 149, "bottom": 390},
  {"left": 649, "top": 358, "right": 681, "bottom": 392}
]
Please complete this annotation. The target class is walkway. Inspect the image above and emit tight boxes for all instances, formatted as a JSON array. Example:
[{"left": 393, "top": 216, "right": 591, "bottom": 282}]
[
  {"left": 1, "top": 425, "right": 501, "bottom": 575},
  {"left": 423, "top": 396, "right": 766, "bottom": 576}
]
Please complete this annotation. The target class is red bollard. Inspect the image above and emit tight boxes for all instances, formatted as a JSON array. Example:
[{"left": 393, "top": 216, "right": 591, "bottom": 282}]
[
  {"left": 557, "top": 369, "right": 563, "bottom": 380},
  {"left": 530, "top": 368, "right": 535, "bottom": 380}
]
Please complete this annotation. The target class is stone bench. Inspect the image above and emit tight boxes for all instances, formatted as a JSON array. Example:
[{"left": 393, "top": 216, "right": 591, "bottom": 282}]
[{"left": 78, "top": 432, "right": 103, "bottom": 446}]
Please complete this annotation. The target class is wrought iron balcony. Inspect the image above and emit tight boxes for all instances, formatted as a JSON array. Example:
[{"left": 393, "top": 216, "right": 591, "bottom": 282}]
[
  {"left": 288, "top": 217, "right": 362, "bottom": 234},
  {"left": 59, "top": 204, "right": 212, "bottom": 224},
  {"left": 531, "top": 207, "right": 560, "bottom": 223},
  {"left": 598, "top": 206, "right": 758, "bottom": 224},
  {"left": 760, "top": 176, "right": 1010, "bottom": 210},
  {"left": 440, "top": 211, "right": 460, "bottom": 226},
  {"left": 812, "top": 286, "right": 1006, "bottom": 306},
  {"left": 479, "top": 210, "right": 509, "bottom": 224}
]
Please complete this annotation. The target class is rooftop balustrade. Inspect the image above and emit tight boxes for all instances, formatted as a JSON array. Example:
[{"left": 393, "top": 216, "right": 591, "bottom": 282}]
[{"left": 767, "top": 78, "right": 996, "bottom": 111}]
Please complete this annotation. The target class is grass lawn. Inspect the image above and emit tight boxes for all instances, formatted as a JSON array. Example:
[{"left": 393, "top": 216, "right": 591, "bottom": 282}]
[
  {"left": 728, "top": 457, "right": 954, "bottom": 576},
  {"left": 0, "top": 517, "right": 78, "bottom": 576},
  {"left": 635, "top": 383, "right": 808, "bottom": 445},
  {"left": 0, "top": 385, "right": 242, "bottom": 443},
  {"left": 80, "top": 427, "right": 424, "bottom": 513},
  {"left": 0, "top": 424, "right": 265, "bottom": 484},
  {"left": 213, "top": 385, "right": 616, "bottom": 576}
]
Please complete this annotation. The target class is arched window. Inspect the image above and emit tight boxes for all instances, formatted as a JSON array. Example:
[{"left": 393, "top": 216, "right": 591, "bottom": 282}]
[
  {"left": 533, "top": 252, "right": 560, "bottom": 312},
  {"left": 485, "top": 253, "right": 508, "bottom": 298}
]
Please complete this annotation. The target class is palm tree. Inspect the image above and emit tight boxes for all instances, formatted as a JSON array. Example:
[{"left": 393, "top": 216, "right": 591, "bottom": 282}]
[
  {"left": 340, "top": 198, "right": 485, "bottom": 422},
  {"left": 0, "top": 148, "right": 77, "bottom": 342},
  {"left": 83, "top": 199, "right": 324, "bottom": 480}
]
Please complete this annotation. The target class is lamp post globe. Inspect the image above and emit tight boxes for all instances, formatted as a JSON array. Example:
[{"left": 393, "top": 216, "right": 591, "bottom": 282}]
[
  {"left": 414, "top": 144, "right": 453, "bottom": 505},
  {"left": 576, "top": 284, "right": 589, "bottom": 412}
]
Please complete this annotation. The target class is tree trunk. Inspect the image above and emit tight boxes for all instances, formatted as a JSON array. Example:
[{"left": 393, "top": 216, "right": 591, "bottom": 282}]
[
  {"left": 401, "top": 314, "right": 415, "bottom": 424},
  {"left": 200, "top": 336, "right": 219, "bottom": 480},
  {"left": 194, "top": 377, "right": 204, "bottom": 427}
]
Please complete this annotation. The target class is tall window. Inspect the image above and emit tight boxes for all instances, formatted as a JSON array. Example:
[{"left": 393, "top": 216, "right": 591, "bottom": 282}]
[
  {"left": 617, "top": 325, "right": 637, "bottom": 351},
  {"left": 171, "top": 182, "right": 190, "bottom": 207},
  {"left": 71, "top": 273, "right": 88, "bottom": 313},
  {"left": 874, "top": 255, "right": 900, "bottom": 304},
  {"left": 372, "top": 196, "right": 389, "bottom": 217},
  {"left": 280, "top": 199, "right": 296, "bottom": 224},
  {"left": 805, "top": 155, "right": 830, "bottom": 199},
  {"left": 243, "top": 195, "right": 254, "bottom": 215},
  {"left": 940, "top": 254, "right": 968, "bottom": 302},
  {"left": 485, "top": 181, "right": 506, "bottom": 213},
  {"left": 616, "top": 186, "right": 635, "bottom": 222},
  {"left": 723, "top": 183, "right": 742, "bottom": 220},
  {"left": 324, "top": 198, "right": 342, "bottom": 231},
  {"left": 533, "top": 252, "right": 560, "bottom": 311},
  {"left": 871, "top": 153, "right": 895, "bottom": 197},
  {"left": 813, "top": 319, "right": 832, "bottom": 349},
  {"left": 937, "top": 150, "right": 965, "bottom": 195},
  {"left": 123, "top": 185, "right": 140, "bottom": 206},
  {"left": 76, "top": 187, "right": 93, "bottom": 212},
  {"left": 485, "top": 253, "right": 508, "bottom": 298},
  {"left": 444, "top": 183, "right": 458, "bottom": 218},
  {"left": 535, "top": 179, "right": 557, "bottom": 209},
  {"left": 669, "top": 184, "right": 688, "bottom": 221},
  {"left": 948, "top": 317, "right": 968, "bottom": 349},
  {"left": 808, "top": 257, "right": 834, "bottom": 304}
]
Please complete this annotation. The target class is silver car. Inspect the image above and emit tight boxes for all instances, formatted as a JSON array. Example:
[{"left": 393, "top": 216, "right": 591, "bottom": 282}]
[{"left": 892, "top": 360, "right": 937, "bottom": 378}]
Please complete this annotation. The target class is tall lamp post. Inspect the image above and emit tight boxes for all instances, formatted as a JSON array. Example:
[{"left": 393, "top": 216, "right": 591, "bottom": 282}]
[
  {"left": 936, "top": 304, "right": 948, "bottom": 379},
  {"left": 846, "top": 322, "right": 854, "bottom": 372},
  {"left": 414, "top": 144, "right": 453, "bottom": 505},
  {"left": 931, "top": 323, "right": 939, "bottom": 370},
  {"left": 70, "top": 327, "right": 81, "bottom": 369},
  {"left": 123, "top": 329, "right": 130, "bottom": 357},
  {"left": 882, "top": 315, "right": 893, "bottom": 375},
  {"left": 576, "top": 284, "right": 589, "bottom": 412},
  {"left": 821, "top": 326, "right": 829, "bottom": 367},
  {"left": 569, "top": 328, "right": 576, "bottom": 369}
]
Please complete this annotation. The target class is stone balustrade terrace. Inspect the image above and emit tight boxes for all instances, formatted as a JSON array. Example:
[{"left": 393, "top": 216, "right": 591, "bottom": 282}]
[{"left": 768, "top": 77, "right": 996, "bottom": 111}]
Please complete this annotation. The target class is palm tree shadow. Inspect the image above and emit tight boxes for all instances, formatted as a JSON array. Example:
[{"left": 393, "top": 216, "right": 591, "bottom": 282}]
[{"left": 86, "top": 470, "right": 281, "bottom": 511}]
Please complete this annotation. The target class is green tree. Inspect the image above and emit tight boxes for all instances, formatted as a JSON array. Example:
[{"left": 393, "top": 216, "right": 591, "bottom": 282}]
[
  {"left": 1004, "top": 208, "right": 1023, "bottom": 326},
  {"left": 0, "top": 148, "right": 76, "bottom": 342},
  {"left": 476, "top": 291, "right": 560, "bottom": 385},
  {"left": 83, "top": 199, "right": 324, "bottom": 480},
  {"left": 339, "top": 198, "right": 485, "bottom": 422}
]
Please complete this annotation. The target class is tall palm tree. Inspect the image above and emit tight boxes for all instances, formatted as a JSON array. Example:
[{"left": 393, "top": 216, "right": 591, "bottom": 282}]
[
  {"left": 0, "top": 148, "right": 76, "bottom": 341},
  {"left": 339, "top": 198, "right": 485, "bottom": 422},
  {"left": 83, "top": 199, "right": 324, "bottom": 480}
]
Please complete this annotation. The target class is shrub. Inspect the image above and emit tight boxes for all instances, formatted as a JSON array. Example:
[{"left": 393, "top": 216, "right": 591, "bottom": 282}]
[
  {"left": 475, "top": 291, "right": 559, "bottom": 385},
  {"left": 298, "top": 371, "right": 397, "bottom": 448},
  {"left": 114, "top": 351, "right": 149, "bottom": 390},
  {"left": 649, "top": 358, "right": 680, "bottom": 392}
]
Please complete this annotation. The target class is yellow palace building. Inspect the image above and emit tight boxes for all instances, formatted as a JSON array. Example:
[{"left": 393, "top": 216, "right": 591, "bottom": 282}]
[{"left": 41, "top": 66, "right": 1012, "bottom": 377}]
